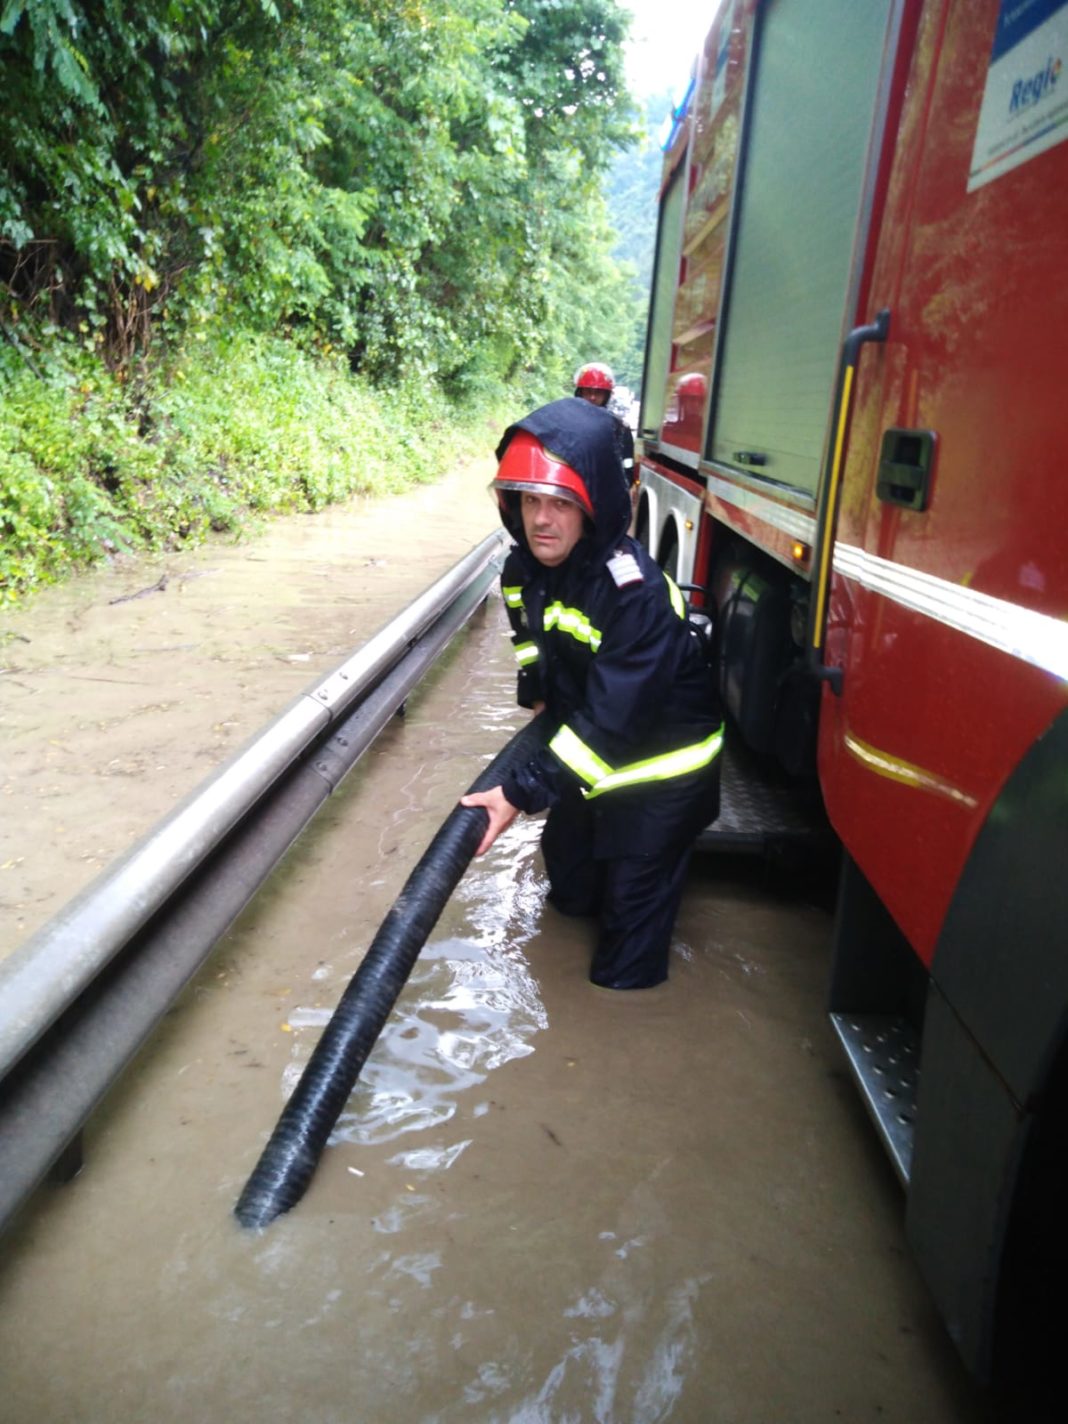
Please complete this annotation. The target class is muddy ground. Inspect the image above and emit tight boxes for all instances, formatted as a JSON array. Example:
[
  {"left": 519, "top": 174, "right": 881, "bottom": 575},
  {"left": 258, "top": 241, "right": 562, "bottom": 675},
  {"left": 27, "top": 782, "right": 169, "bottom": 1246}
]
[{"left": 0, "top": 458, "right": 992, "bottom": 1421}]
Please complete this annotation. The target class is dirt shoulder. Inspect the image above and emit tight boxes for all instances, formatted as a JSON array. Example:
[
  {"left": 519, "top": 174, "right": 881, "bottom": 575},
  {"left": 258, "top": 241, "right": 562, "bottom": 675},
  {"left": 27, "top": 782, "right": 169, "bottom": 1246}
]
[{"left": 0, "top": 456, "right": 499, "bottom": 956}]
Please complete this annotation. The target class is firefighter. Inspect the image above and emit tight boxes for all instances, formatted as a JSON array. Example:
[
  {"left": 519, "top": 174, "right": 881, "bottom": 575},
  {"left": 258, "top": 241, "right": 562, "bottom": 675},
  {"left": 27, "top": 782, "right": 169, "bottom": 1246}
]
[
  {"left": 461, "top": 398, "right": 723, "bottom": 990},
  {"left": 573, "top": 360, "right": 615, "bottom": 408},
  {"left": 573, "top": 361, "right": 635, "bottom": 484}
]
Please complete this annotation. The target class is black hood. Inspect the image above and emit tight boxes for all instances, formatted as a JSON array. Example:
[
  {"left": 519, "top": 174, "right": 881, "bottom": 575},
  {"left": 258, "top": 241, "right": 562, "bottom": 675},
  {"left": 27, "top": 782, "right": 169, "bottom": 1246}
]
[{"left": 494, "top": 398, "right": 630, "bottom": 559}]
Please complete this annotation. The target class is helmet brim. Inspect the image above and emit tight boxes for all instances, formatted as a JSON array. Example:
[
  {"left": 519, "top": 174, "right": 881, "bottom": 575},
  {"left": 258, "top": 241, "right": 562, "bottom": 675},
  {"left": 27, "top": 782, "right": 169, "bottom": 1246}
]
[
  {"left": 493, "top": 478, "right": 593, "bottom": 515},
  {"left": 494, "top": 429, "right": 595, "bottom": 516}
]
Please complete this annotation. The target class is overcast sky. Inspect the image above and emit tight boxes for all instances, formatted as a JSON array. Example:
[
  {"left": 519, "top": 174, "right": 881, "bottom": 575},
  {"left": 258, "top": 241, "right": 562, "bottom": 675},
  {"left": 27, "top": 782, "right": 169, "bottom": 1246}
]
[{"left": 623, "top": 0, "right": 721, "bottom": 98}]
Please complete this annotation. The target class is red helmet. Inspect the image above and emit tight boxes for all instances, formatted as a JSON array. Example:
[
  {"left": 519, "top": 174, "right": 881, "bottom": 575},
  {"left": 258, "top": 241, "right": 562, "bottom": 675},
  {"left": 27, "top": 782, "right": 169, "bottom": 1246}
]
[
  {"left": 674, "top": 371, "right": 708, "bottom": 413},
  {"left": 573, "top": 362, "right": 615, "bottom": 394},
  {"left": 494, "top": 430, "right": 594, "bottom": 516}
]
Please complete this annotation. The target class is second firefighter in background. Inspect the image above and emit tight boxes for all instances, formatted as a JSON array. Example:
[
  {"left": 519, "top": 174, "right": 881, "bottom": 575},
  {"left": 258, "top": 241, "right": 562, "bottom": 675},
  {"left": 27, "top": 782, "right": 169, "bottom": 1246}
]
[
  {"left": 572, "top": 360, "right": 635, "bottom": 486},
  {"left": 462, "top": 398, "right": 723, "bottom": 990}
]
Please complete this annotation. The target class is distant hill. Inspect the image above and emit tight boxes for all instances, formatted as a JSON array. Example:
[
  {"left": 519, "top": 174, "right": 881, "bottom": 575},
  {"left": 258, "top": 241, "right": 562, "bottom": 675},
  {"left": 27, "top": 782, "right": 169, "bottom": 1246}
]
[{"left": 602, "top": 89, "right": 675, "bottom": 389}]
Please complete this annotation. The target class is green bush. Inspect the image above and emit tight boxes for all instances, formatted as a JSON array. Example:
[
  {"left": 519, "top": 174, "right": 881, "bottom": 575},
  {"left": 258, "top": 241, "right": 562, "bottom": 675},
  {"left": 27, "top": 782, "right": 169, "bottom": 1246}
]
[{"left": 0, "top": 331, "right": 518, "bottom": 604}]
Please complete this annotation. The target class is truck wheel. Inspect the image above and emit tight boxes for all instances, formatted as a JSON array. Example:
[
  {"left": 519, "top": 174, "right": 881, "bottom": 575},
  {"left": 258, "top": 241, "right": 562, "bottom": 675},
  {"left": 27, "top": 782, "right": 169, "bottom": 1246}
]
[
  {"left": 994, "top": 1067, "right": 1068, "bottom": 1419},
  {"left": 658, "top": 533, "right": 679, "bottom": 580},
  {"left": 634, "top": 501, "right": 650, "bottom": 551}
]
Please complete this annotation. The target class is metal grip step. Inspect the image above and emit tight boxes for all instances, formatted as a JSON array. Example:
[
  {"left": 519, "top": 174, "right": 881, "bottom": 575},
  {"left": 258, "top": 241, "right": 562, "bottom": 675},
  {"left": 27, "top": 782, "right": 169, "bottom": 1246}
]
[{"left": 830, "top": 1012, "right": 920, "bottom": 1186}]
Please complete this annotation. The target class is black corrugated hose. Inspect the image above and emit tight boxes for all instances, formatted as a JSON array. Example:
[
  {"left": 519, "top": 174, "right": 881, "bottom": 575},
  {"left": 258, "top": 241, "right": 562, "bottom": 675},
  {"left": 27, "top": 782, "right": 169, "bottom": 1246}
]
[{"left": 234, "top": 713, "right": 547, "bottom": 1230}]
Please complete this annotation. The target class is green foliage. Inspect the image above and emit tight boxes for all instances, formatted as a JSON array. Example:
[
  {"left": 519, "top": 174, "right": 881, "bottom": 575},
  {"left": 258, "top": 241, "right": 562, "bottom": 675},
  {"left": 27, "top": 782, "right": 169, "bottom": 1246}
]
[
  {"left": 0, "top": 0, "right": 651, "bottom": 599},
  {"left": 1, "top": 0, "right": 640, "bottom": 389},
  {"left": 0, "top": 333, "right": 512, "bottom": 603},
  {"left": 597, "top": 89, "right": 678, "bottom": 391}
]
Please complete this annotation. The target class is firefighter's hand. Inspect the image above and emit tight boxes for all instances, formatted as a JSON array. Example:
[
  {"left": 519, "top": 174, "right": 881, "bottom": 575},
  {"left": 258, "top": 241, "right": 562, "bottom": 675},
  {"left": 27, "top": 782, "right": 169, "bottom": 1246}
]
[
  {"left": 460, "top": 786, "right": 520, "bottom": 856},
  {"left": 532, "top": 701, "right": 546, "bottom": 716}
]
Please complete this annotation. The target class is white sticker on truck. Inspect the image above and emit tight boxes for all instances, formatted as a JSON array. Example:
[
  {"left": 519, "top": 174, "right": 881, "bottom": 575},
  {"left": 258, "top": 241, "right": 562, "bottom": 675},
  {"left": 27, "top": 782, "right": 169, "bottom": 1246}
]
[{"left": 968, "top": 0, "right": 1068, "bottom": 192}]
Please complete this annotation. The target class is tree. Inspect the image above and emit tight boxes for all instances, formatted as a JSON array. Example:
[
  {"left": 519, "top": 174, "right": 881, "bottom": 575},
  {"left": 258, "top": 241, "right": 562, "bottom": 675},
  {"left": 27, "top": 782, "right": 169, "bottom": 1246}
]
[{"left": 0, "top": 0, "right": 640, "bottom": 393}]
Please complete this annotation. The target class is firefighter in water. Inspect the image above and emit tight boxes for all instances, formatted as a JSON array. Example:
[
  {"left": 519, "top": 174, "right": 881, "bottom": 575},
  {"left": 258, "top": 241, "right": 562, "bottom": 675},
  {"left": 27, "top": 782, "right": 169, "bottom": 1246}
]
[
  {"left": 573, "top": 360, "right": 635, "bottom": 485},
  {"left": 461, "top": 398, "right": 723, "bottom": 990}
]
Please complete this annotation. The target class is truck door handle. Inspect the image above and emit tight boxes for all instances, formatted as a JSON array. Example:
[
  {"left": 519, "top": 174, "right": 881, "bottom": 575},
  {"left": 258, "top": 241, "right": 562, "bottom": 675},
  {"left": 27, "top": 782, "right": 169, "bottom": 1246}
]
[
  {"left": 876, "top": 429, "right": 936, "bottom": 510},
  {"left": 808, "top": 306, "right": 890, "bottom": 692}
]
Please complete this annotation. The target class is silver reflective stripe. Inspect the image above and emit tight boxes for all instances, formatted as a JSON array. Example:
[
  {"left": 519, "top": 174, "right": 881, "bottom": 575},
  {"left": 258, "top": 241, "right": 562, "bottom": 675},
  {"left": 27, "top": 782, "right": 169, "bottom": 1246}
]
[
  {"left": 514, "top": 642, "right": 539, "bottom": 667},
  {"left": 834, "top": 544, "right": 1068, "bottom": 683},
  {"left": 549, "top": 723, "right": 724, "bottom": 798},
  {"left": 544, "top": 601, "right": 603, "bottom": 652},
  {"left": 502, "top": 585, "right": 524, "bottom": 609},
  {"left": 704, "top": 472, "right": 817, "bottom": 541}
]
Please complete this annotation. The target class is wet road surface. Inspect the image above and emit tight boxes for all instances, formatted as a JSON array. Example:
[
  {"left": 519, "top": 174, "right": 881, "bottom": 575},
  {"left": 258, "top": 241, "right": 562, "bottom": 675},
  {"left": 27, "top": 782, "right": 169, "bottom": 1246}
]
[{"left": 0, "top": 461, "right": 992, "bottom": 1421}]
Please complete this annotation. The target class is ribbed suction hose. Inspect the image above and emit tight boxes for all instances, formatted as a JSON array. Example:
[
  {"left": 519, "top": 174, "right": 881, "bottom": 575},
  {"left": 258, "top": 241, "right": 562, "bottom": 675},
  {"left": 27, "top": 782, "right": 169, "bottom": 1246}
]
[{"left": 235, "top": 714, "right": 546, "bottom": 1229}]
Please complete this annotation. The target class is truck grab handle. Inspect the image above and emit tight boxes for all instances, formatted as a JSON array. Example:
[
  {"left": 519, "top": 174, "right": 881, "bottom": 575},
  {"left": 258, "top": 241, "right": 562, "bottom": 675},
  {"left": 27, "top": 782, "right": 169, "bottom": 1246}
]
[{"left": 808, "top": 308, "right": 891, "bottom": 693}]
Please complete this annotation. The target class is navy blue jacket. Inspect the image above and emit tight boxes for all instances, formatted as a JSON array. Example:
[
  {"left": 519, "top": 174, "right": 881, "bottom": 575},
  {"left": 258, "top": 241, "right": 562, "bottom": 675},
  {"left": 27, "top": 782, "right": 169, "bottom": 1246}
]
[{"left": 494, "top": 399, "right": 721, "bottom": 857}]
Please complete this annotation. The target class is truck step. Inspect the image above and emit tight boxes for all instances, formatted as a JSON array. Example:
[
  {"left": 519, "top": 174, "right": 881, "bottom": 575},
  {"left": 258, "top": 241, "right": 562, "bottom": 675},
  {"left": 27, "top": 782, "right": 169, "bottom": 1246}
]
[
  {"left": 696, "top": 729, "right": 830, "bottom": 854},
  {"left": 829, "top": 1013, "right": 920, "bottom": 1186}
]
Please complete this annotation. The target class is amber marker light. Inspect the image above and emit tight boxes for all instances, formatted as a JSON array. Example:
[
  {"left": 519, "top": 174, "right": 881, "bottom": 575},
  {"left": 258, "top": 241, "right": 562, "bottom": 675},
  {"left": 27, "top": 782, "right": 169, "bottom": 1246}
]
[
  {"left": 792, "top": 541, "right": 810, "bottom": 564},
  {"left": 684, "top": 519, "right": 694, "bottom": 531}
]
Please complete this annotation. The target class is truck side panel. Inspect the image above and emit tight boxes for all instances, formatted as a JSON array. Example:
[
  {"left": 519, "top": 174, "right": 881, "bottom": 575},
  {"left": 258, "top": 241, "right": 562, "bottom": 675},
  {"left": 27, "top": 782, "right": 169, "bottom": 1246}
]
[
  {"left": 822, "top": 0, "right": 1068, "bottom": 1382},
  {"left": 821, "top": 0, "right": 1068, "bottom": 962}
]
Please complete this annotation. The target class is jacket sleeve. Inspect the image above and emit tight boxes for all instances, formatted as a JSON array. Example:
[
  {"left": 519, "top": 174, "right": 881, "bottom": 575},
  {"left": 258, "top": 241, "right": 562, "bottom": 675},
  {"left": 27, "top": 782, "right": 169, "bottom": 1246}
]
[
  {"left": 500, "top": 550, "right": 543, "bottom": 711},
  {"left": 502, "top": 568, "right": 689, "bottom": 812}
]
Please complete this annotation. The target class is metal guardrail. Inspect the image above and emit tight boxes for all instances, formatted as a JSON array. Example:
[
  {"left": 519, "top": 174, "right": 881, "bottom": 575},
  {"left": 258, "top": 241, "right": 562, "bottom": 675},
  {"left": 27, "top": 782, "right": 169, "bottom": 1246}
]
[{"left": 0, "top": 530, "right": 507, "bottom": 1234}]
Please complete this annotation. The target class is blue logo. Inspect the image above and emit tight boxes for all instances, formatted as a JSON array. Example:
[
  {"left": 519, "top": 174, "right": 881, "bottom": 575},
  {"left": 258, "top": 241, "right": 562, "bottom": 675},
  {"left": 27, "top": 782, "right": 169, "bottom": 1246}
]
[{"left": 1009, "top": 55, "right": 1063, "bottom": 113}]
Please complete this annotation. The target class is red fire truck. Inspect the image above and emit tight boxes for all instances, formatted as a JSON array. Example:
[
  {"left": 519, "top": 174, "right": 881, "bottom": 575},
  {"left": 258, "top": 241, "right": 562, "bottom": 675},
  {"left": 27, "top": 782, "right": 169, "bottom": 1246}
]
[{"left": 637, "top": 0, "right": 1068, "bottom": 1400}]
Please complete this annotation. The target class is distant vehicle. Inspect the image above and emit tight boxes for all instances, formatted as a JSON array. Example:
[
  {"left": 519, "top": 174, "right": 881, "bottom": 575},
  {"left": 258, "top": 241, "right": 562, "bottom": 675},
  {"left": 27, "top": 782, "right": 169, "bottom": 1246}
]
[
  {"left": 636, "top": 0, "right": 1068, "bottom": 1404},
  {"left": 609, "top": 385, "right": 638, "bottom": 431}
]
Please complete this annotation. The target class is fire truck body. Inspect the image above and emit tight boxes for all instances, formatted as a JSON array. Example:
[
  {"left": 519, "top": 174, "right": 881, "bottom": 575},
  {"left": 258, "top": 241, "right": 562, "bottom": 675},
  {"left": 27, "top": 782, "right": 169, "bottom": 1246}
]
[{"left": 638, "top": 0, "right": 1068, "bottom": 1389}]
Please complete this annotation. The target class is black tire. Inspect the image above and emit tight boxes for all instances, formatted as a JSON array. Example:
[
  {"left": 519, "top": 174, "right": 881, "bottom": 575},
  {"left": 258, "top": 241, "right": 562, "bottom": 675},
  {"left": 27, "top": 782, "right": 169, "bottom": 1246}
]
[
  {"left": 993, "top": 1066, "right": 1068, "bottom": 1421},
  {"left": 658, "top": 535, "right": 679, "bottom": 581},
  {"left": 634, "top": 500, "right": 650, "bottom": 552}
]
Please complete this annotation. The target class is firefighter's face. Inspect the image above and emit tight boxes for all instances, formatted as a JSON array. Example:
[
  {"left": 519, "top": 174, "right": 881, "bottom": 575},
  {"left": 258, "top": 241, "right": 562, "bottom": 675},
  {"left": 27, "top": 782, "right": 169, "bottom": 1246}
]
[
  {"left": 521, "top": 491, "right": 586, "bottom": 566},
  {"left": 576, "top": 388, "right": 610, "bottom": 407}
]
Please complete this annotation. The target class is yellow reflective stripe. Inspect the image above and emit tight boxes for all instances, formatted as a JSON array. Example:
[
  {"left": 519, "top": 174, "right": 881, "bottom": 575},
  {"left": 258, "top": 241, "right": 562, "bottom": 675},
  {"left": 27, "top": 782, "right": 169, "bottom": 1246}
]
[
  {"left": 550, "top": 723, "right": 724, "bottom": 797},
  {"left": 502, "top": 585, "right": 524, "bottom": 609},
  {"left": 514, "top": 641, "right": 539, "bottom": 667},
  {"left": 549, "top": 724, "right": 612, "bottom": 789},
  {"left": 543, "top": 601, "right": 602, "bottom": 652},
  {"left": 663, "top": 573, "right": 686, "bottom": 620},
  {"left": 584, "top": 725, "right": 724, "bottom": 801}
]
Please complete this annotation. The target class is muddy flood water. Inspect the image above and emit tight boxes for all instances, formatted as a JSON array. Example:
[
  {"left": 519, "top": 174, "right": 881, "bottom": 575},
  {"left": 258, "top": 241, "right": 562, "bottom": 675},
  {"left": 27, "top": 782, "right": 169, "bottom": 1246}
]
[{"left": 0, "top": 458, "right": 991, "bottom": 1422}]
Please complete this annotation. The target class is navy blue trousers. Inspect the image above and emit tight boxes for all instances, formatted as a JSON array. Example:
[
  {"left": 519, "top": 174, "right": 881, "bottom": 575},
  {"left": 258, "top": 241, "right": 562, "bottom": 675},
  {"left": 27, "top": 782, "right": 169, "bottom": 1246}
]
[{"left": 540, "top": 792, "right": 697, "bottom": 990}]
